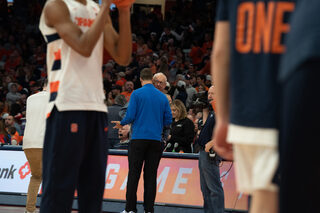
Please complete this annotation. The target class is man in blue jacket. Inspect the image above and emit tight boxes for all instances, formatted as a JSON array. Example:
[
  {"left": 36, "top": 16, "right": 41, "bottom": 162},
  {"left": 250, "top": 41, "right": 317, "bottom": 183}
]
[{"left": 112, "top": 68, "right": 172, "bottom": 213}]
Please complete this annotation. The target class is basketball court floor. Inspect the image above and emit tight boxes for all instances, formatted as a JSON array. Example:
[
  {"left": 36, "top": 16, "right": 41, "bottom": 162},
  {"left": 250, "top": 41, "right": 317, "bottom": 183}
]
[
  {"left": 0, "top": 206, "right": 80, "bottom": 213},
  {"left": 0, "top": 206, "right": 120, "bottom": 213}
]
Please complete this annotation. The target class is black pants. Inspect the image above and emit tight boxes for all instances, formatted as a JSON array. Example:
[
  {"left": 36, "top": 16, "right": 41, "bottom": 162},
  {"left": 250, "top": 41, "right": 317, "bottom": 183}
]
[
  {"left": 126, "top": 139, "right": 162, "bottom": 213},
  {"left": 40, "top": 108, "right": 108, "bottom": 213},
  {"left": 279, "top": 61, "right": 320, "bottom": 213}
]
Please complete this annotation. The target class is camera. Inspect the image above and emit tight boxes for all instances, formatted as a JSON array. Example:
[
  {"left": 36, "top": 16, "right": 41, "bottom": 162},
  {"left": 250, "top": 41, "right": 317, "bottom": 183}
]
[{"left": 209, "top": 148, "right": 216, "bottom": 158}]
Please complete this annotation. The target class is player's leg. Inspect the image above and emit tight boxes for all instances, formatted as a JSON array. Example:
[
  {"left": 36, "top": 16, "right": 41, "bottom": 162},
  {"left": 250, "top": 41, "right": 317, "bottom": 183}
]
[
  {"left": 40, "top": 108, "right": 87, "bottom": 213},
  {"left": 280, "top": 61, "right": 320, "bottom": 213},
  {"left": 250, "top": 146, "right": 278, "bottom": 213},
  {"left": 77, "top": 111, "right": 108, "bottom": 213},
  {"left": 24, "top": 148, "right": 42, "bottom": 212}
]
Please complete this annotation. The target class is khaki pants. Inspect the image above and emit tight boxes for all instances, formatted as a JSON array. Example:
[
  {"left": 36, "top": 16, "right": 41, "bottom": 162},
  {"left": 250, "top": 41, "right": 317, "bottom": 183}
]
[{"left": 24, "top": 148, "right": 42, "bottom": 212}]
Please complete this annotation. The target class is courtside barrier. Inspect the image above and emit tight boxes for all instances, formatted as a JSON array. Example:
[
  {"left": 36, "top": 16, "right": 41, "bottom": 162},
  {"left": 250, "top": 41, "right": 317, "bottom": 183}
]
[{"left": 0, "top": 145, "right": 248, "bottom": 212}]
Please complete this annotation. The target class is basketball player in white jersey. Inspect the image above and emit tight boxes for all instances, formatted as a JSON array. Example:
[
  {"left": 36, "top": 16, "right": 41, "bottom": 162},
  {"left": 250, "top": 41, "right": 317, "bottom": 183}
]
[{"left": 39, "top": 0, "right": 133, "bottom": 212}]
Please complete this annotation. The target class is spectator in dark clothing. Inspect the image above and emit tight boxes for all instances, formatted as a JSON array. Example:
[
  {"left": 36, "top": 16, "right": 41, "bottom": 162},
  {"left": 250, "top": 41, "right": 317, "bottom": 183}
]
[
  {"left": 6, "top": 83, "right": 21, "bottom": 105},
  {"left": 107, "top": 94, "right": 127, "bottom": 148},
  {"left": 167, "top": 99, "right": 195, "bottom": 153},
  {"left": 175, "top": 80, "right": 187, "bottom": 106}
]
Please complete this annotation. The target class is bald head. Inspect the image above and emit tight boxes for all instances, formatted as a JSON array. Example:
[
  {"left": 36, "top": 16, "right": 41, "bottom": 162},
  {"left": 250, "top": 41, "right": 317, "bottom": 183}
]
[
  {"left": 208, "top": 86, "right": 215, "bottom": 102},
  {"left": 153, "top": 72, "right": 167, "bottom": 92}
]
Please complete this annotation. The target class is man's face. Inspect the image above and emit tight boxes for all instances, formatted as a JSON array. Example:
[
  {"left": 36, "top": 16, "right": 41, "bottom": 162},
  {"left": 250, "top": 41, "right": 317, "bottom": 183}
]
[
  {"left": 197, "top": 77, "right": 203, "bottom": 85},
  {"left": 208, "top": 86, "right": 215, "bottom": 102},
  {"left": 119, "top": 125, "right": 130, "bottom": 140},
  {"left": 5, "top": 116, "right": 14, "bottom": 127},
  {"left": 125, "top": 82, "right": 134, "bottom": 92},
  {"left": 164, "top": 28, "right": 170, "bottom": 35},
  {"left": 153, "top": 76, "right": 166, "bottom": 92},
  {"left": 11, "top": 84, "right": 17, "bottom": 93}
]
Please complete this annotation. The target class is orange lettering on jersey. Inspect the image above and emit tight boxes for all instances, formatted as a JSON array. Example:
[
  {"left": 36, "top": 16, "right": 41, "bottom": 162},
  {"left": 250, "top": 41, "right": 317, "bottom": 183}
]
[
  {"left": 75, "top": 17, "right": 83, "bottom": 26},
  {"left": 88, "top": 19, "right": 94, "bottom": 27},
  {"left": 236, "top": 2, "right": 255, "bottom": 53},
  {"left": 83, "top": 18, "right": 88, "bottom": 27},
  {"left": 235, "top": 1, "right": 295, "bottom": 54},
  {"left": 75, "top": 17, "right": 95, "bottom": 27},
  {"left": 253, "top": 2, "right": 275, "bottom": 53},
  {"left": 54, "top": 49, "right": 61, "bottom": 60},
  {"left": 272, "top": 2, "right": 295, "bottom": 54},
  {"left": 50, "top": 81, "right": 60, "bottom": 93}
]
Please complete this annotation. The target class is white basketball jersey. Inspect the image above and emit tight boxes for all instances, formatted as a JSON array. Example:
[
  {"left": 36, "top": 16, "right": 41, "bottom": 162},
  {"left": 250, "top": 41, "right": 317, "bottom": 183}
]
[{"left": 39, "top": 0, "right": 107, "bottom": 117}]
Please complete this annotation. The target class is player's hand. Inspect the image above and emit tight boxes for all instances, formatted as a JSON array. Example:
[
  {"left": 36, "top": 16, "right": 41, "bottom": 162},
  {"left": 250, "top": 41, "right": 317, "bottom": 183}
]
[
  {"left": 111, "top": 121, "right": 123, "bottom": 129},
  {"left": 212, "top": 121, "right": 233, "bottom": 160},
  {"left": 101, "top": 0, "right": 112, "bottom": 8},
  {"left": 167, "top": 135, "right": 171, "bottom": 140},
  {"left": 205, "top": 140, "right": 214, "bottom": 152},
  {"left": 100, "top": 0, "right": 112, "bottom": 13}
]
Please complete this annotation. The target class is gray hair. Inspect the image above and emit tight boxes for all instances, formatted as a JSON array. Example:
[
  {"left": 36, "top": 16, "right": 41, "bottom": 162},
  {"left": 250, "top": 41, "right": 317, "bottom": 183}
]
[{"left": 153, "top": 72, "right": 167, "bottom": 82}]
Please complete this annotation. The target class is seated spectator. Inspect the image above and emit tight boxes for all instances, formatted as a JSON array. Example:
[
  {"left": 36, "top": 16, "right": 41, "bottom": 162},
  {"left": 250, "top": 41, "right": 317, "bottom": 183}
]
[
  {"left": 121, "top": 81, "right": 134, "bottom": 102},
  {"left": 113, "top": 124, "right": 130, "bottom": 150},
  {"left": 174, "top": 80, "right": 187, "bottom": 106},
  {"left": 157, "top": 56, "right": 169, "bottom": 79},
  {"left": 8, "top": 126, "right": 19, "bottom": 145},
  {"left": 136, "top": 36, "right": 149, "bottom": 58},
  {"left": 0, "top": 119, "right": 10, "bottom": 144},
  {"left": 166, "top": 99, "right": 195, "bottom": 153},
  {"left": 205, "top": 75, "right": 212, "bottom": 88},
  {"left": 0, "top": 101, "right": 9, "bottom": 118},
  {"left": 111, "top": 85, "right": 122, "bottom": 98},
  {"left": 6, "top": 83, "right": 21, "bottom": 105},
  {"left": 197, "top": 82, "right": 207, "bottom": 94},
  {"left": 106, "top": 91, "right": 115, "bottom": 106},
  {"left": 5, "top": 114, "right": 22, "bottom": 136},
  {"left": 195, "top": 75, "right": 208, "bottom": 92},
  {"left": 184, "top": 75, "right": 197, "bottom": 108},
  {"left": 115, "top": 72, "right": 127, "bottom": 87},
  {"left": 107, "top": 95, "right": 127, "bottom": 148},
  {"left": 159, "top": 26, "right": 179, "bottom": 46},
  {"left": 189, "top": 40, "right": 203, "bottom": 66}
]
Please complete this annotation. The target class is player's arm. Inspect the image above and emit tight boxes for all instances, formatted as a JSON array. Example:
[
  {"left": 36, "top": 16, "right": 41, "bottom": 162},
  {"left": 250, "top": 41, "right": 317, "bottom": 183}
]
[
  {"left": 103, "top": 6, "right": 132, "bottom": 66},
  {"left": 44, "top": 0, "right": 111, "bottom": 57},
  {"left": 211, "top": 21, "right": 233, "bottom": 160},
  {"left": 212, "top": 21, "right": 230, "bottom": 125}
]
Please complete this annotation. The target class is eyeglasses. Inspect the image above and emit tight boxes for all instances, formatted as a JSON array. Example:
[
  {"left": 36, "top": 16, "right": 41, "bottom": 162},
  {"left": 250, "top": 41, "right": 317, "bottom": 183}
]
[{"left": 153, "top": 79, "right": 166, "bottom": 85}]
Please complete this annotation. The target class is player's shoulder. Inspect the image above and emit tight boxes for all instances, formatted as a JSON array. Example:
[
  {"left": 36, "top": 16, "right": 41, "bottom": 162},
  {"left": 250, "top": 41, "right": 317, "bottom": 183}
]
[
  {"left": 44, "top": 0, "right": 69, "bottom": 17},
  {"left": 27, "top": 91, "right": 49, "bottom": 102},
  {"left": 44, "top": 0, "right": 67, "bottom": 9}
]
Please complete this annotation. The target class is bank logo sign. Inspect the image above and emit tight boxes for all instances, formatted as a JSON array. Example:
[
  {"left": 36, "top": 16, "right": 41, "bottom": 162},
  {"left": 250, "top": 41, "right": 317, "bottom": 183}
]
[{"left": 0, "top": 151, "right": 32, "bottom": 193}]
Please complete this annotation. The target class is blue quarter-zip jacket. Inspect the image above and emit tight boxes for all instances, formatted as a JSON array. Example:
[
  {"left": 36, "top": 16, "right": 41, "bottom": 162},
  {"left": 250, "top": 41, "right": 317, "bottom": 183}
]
[{"left": 120, "top": 84, "right": 172, "bottom": 141}]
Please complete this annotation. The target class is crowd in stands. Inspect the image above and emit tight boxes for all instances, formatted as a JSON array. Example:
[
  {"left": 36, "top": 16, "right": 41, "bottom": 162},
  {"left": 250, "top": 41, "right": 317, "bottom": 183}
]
[{"left": 0, "top": 0, "right": 217, "bottom": 153}]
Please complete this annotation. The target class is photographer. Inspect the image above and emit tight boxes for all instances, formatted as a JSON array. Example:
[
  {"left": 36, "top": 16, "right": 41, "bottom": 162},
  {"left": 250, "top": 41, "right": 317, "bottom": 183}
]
[{"left": 195, "top": 86, "right": 224, "bottom": 213}]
